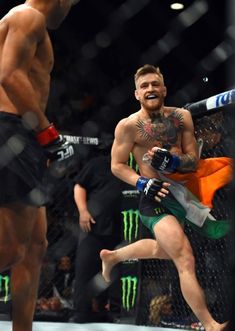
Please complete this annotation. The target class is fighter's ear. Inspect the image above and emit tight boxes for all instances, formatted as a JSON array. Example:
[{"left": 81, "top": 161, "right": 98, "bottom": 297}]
[
  {"left": 163, "top": 86, "right": 167, "bottom": 97},
  {"left": 135, "top": 89, "right": 139, "bottom": 101}
]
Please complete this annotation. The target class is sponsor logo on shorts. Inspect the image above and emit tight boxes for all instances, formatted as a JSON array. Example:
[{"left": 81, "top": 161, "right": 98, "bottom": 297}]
[
  {"left": 154, "top": 207, "right": 165, "bottom": 215},
  {"left": 121, "top": 209, "right": 139, "bottom": 243},
  {"left": 121, "top": 276, "right": 138, "bottom": 311},
  {"left": 122, "top": 190, "right": 140, "bottom": 198},
  {"left": 0, "top": 274, "right": 10, "bottom": 303},
  {"left": 63, "top": 135, "right": 99, "bottom": 145}
]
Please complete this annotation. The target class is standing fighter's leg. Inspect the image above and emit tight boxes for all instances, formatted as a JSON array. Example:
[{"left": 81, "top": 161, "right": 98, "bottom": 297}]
[
  {"left": 100, "top": 238, "right": 170, "bottom": 282},
  {"left": 10, "top": 206, "right": 47, "bottom": 331},
  {"left": 154, "top": 215, "right": 226, "bottom": 331},
  {"left": 0, "top": 204, "right": 40, "bottom": 271}
]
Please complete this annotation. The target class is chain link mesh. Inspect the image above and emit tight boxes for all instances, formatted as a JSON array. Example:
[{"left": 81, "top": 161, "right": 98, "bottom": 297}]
[{"left": 135, "top": 106, "right": 232, "bottom": 328}]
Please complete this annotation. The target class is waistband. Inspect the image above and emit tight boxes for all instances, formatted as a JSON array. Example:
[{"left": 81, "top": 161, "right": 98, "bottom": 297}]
[{"left": 0, "top": 111, "right": 22, "bottom": 119}]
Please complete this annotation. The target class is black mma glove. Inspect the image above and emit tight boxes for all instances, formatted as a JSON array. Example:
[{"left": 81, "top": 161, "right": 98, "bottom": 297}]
[
  {"left": 151, "top": 148, "right": 180, "bottom": 172},
  {"left": 36, "top": 124, "right": 75, "bottom": 176},
  {"left": 136, "top": 176, "right": 164, "bottom": 200}
]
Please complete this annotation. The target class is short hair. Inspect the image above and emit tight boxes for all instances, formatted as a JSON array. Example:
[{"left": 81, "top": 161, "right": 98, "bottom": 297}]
[{"left": 134, "top": 64, "right": 164, "bottom": 87}]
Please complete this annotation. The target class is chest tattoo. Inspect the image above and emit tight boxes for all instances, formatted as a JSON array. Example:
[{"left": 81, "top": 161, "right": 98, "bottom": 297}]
[{"left": 136, "top": 110, "right": 184, "bottom": 148}]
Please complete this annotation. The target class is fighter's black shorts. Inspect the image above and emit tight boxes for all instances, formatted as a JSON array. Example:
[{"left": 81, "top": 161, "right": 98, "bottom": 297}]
[{"left": 0, "top": 112, "right": 48, "bottom": 206}]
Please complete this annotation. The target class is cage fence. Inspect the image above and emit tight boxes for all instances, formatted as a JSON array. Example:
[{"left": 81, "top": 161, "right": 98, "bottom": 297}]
[
  {"left": 0, "top": 103, "right": 232, "bottom": 328},
  {"left": 27, "top": 103, "right": 232, "bottom": 326},
  {"left": 135, "top": 105, "right": 233, "bottom": 328}
]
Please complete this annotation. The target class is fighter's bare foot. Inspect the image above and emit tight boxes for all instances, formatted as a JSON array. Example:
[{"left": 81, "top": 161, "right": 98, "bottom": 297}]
[
  {"left": 100, "top": 249, "right": 118, "bottom": 282},
  {"left": 204, "top": 321, "right": 228, "bottom": 331}
]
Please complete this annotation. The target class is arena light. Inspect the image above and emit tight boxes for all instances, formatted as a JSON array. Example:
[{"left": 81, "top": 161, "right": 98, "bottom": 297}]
[{"left": 170, "top": 2, "right": 184, "bottom": 10}]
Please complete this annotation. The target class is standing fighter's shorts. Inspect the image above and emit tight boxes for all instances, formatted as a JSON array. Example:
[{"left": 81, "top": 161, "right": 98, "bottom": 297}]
[
  {"left": 139, "top": 193, "right": 185, "bottom": 234},
  {"left": 0, "top": 112, "right": 48, "bottom": 206}
]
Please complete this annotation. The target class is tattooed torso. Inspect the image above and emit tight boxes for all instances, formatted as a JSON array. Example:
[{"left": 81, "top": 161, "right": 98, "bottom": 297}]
[
  {"left": 131, "top": 107, "right": 188, "bottom": 177},
  {"left": 135, "top": 108, "right": 183, "bottom": 149}
]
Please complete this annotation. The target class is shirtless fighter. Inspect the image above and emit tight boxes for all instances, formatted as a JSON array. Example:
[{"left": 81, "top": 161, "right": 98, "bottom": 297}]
[
  {"left": 100, "top": 64, "right": 227, "bottom": 331},
  {"left": 0, "top": 1, "right": 77, "bottom": 330}
]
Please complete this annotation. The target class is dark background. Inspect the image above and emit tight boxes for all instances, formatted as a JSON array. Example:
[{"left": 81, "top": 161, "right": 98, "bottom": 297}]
[
  {"left": 0, "top": 0, "right": 233, "bottom": 137},
  {"left": 1, "top": 1, "right": 235, "bottom": 327}
]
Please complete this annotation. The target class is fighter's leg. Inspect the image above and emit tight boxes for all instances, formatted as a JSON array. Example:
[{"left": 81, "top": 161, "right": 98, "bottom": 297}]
[
  {"left": 153, "top": 215, "right": 226, "bottom": 331},
  {"left": 100, "top": 238, "right": 170, "bottom": 282},
  {"left": 10, "top": 206, "right": 47, "bottom": 331},
  {"left": 0, "top": 203, "right": 40, "bottom": 271}
]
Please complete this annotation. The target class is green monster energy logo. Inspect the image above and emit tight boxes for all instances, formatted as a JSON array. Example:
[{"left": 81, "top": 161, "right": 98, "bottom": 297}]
[
  {"left": 0, "top": 274, "right": 10, "bottom": 303},
  {"left": 121, "top": 276, "right": 138, "bottom": 311},
  {"left": 128, "top": 153, "right": 139, "bottom": 173},
  {"left": 122, "top": 209, "right": 139, "bottom": 243},
  {"left": 154, "top": 207, "right": 165, "bottom": 215}
]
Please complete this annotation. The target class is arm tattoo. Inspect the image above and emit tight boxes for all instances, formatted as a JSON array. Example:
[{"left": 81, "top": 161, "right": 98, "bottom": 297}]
[{"left": 178, "top": 154, "right": 197, "bottom": 172}]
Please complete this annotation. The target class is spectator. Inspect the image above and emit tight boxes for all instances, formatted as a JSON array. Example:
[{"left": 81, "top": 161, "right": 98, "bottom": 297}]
[
  {"left": 148, "top": 294, "right": 172, "bottom": 326},
  {"left": 52, "top": 255, "right": 75, "bottom": 310}
]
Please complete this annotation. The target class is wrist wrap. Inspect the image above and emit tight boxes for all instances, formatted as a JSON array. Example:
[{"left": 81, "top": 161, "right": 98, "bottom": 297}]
[
  {"left": 171, "top": 154, "right": 180, "bottom": 170},
  {"left": 136, "top": 176, "right": 148, "bottom": 191},
  {"left": 36, "top": 124, "right": 60, "bottom": 146}
]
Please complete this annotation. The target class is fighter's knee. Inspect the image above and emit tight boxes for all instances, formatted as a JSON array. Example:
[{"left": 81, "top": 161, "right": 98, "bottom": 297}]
[
  {"left": 152, "top": 242, "right": 160, "bottom": 257},
  {"left": 177, "top": 252, "right": 195, "bottom": 273},
  {"left": 184, "top": 253, "right": 195, "bottom": 270},
  {"left": 3, "top": 244, "right": 26, "bottom": 268}
]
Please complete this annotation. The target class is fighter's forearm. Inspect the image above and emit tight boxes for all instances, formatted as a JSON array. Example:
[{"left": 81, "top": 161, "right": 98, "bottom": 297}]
[
  {"left": 1, "top": 70, "right": 50, "bottom": 130},
  {"left": 111, "top": 162, "right": 140, "bottom": 187},
  {"left": 178, "top": 153, "right": 198, "bottom": 172}
]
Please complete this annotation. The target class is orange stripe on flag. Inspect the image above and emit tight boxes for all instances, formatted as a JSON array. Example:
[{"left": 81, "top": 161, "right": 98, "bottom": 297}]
[{"left": 165, "top": 157, "right": 232, "bottom": 208}]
